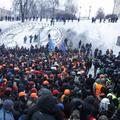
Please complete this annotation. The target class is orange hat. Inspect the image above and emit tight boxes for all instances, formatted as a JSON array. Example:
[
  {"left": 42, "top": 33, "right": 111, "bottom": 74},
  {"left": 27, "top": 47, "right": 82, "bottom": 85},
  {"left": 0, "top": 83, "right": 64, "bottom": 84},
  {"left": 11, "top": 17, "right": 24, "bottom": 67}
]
[
  {"left": 43, "top": 80, "right": 49, "bottom": 85},
  {"left": 19, "top": 91, "right": 26, "bottom": 97},
  {"left": 64, "top": 89, "right": 71, "bottom": 96},
  {"left": 30, "top": 93, "right": 38, "bottom": 98}
]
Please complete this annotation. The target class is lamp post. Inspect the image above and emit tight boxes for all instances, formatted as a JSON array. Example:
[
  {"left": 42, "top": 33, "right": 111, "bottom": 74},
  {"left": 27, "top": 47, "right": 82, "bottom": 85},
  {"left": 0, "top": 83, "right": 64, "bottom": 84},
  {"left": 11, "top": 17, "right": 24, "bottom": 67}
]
[
  {"left": 38, "top": 28, "right": 41, "bottom": 48},
  {"left": 10, "top": 8, "right": 12, "bottom": 20},
  {"left": 79, "top": 6, "right": 82, "bottom": 19},
  {"left": 88, "top": 6, "right": 92, "bottom": 20}
]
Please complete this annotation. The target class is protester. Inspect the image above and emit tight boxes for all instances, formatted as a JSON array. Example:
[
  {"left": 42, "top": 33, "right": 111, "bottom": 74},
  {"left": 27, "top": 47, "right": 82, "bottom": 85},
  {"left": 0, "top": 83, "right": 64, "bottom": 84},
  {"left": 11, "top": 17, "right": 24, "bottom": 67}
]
[{"left": 0, "top": 36, "right": 119, "bottom": 120}]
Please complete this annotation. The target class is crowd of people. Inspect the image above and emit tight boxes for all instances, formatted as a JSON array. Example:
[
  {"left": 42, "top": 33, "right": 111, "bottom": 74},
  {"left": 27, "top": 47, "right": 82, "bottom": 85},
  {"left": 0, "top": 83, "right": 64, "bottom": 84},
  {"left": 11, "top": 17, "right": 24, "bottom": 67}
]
[
  {"left": 24, "top": 35, "right": 38, "bottom": 44},
  {"left": 0, "top": 39, "right": 119, "bottom": 120}
]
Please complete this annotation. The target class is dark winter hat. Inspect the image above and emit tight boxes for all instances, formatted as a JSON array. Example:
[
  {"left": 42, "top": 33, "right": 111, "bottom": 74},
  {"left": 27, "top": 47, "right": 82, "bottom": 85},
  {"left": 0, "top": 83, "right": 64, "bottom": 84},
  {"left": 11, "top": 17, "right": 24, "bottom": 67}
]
[
  {"left": 39, "top": 88, "right": 52, "bottom": 96},
  {"left": 98, "top": 115, "right": 108, "bottom": 120},
  {"left": 57, "top": 103, "right": 64, "bottom": 110},
  {"left": 31, "top": 88, "right": 37, "bottom": 93},
  {"left": 3, "top": 99, "right": 14, "bottom": 110}
]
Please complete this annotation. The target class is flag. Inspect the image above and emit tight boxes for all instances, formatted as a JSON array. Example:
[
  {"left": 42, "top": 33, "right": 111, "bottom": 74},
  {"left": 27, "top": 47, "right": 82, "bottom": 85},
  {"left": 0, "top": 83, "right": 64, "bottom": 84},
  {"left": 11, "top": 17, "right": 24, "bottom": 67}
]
[
  {"left": 59, "top": 40, "right": 66, "bottom": 53},
  {"left": 48, "top": 38, "right": 55, "bottom": 52}
]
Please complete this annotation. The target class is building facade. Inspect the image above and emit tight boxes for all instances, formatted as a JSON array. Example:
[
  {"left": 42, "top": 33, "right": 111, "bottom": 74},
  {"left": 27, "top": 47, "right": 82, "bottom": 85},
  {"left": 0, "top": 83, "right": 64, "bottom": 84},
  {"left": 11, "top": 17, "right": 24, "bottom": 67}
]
[
  {"left": 113, "top": 0, "right": 120, "bottom": 17},
  {"left": 0, "top": 8, "right": 11, "bottom": 18}
]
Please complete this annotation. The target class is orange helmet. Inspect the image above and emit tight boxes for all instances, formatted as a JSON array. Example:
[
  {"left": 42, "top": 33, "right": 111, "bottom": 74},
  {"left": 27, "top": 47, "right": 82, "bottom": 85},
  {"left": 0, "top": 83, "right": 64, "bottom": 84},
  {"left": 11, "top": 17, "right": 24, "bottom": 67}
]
[
  {"left": 19, "top": 91, "right": 26, "bottom": 97},
  {"left": 30, "top": 93, "right": 38, "bottom": 98},
  {"left": 64, "top": 89, "right": 71, "bottom": 96},
  {"left": 43, "top": 80, "right": 49, "bottom": 85}
]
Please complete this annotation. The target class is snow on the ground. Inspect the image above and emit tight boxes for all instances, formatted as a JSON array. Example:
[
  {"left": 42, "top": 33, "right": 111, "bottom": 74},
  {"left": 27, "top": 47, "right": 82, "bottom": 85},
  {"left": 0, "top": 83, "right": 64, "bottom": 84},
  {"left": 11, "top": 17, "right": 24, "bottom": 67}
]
[
  {"left": 0, "top": 19, "right": 120, "bottom": 55},
  {"left": 0, "top": 21, "right": 19, "bottom": 33}
]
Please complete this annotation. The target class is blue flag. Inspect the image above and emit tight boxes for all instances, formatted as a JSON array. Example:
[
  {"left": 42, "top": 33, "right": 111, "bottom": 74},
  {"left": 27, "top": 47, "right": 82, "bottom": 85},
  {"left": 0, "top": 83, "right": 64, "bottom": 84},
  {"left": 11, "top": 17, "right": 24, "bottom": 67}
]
[
  {"left": 59, "top": 40, "right": 66, "bottom": 53},
  {"left": 48, "top": 38, "right": 55, "bottom": 52}
]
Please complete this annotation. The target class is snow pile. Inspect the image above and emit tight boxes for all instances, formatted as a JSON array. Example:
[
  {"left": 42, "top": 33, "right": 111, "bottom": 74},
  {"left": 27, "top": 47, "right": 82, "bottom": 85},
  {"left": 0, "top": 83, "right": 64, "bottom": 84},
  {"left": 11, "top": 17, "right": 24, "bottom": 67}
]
[{"left": 0, "top": 20, "right": 120, "bottom": 55}]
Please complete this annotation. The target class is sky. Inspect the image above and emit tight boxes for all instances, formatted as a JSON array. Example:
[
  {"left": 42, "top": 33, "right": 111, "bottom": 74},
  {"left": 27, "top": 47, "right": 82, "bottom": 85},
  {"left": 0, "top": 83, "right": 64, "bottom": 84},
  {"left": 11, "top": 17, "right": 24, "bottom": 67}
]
[{"left": 0, "top": 0, "right": 114, "bottom": 17}]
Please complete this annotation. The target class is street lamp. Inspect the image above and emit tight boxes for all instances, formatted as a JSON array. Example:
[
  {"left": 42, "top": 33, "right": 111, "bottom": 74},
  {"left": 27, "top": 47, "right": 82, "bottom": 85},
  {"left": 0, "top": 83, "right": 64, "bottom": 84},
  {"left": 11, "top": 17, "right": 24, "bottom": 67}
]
[
  {"left": 79, "top": 6, "right": 82, "bottom": 19},
  {"left": 88, "top": 6, "right": 92, "bottom": 20}
]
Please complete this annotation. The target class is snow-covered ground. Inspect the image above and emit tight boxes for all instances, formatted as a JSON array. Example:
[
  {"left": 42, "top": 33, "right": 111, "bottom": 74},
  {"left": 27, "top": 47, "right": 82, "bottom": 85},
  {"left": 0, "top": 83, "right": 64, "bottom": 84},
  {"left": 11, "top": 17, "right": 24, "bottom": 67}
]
[{"left": 0, "top": 19, "right": 120, "bottom": 55}]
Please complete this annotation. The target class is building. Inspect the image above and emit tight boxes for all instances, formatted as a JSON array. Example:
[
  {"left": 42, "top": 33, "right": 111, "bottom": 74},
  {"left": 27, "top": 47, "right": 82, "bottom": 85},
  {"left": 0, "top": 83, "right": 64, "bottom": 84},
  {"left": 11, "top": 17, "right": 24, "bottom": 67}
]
[
  {"left": 0, "top": 8, "right": 12, "bottom": 18},
  {"left": 113, "top": 0, "right": 120, "bottom": 17}
]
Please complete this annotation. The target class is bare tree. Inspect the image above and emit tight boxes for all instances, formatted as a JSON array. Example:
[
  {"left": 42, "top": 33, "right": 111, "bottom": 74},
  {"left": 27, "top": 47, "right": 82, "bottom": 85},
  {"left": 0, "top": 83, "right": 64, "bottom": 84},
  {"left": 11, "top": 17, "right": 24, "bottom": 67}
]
[
  {"left": 65, "top": 0, "right": 77, "bottom": 15},
  {"left": 96, "top": 8, "right": 105, "bottom": 19},
  {"left": 12, "top": 0, "right": 59, "bottom": 21},
  {"left": 13, "top": 0, "right": 36, "bottom": 22},
  {"left": 46, "top": 0, "right": 59, "bottom": 18},
  {"left": 36, "top": 0, "right": 47, "bottom": 18}
]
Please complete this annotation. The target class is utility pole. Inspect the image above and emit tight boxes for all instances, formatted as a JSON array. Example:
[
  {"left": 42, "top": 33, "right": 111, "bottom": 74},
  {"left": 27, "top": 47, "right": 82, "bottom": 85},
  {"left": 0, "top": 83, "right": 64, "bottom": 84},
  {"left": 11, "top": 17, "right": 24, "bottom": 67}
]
[
  {"left": 88, "top": 6, "right": 92, "bottom": 20},
  {"left": 79, "top": 6, "right": 82, "bottom": 19}
]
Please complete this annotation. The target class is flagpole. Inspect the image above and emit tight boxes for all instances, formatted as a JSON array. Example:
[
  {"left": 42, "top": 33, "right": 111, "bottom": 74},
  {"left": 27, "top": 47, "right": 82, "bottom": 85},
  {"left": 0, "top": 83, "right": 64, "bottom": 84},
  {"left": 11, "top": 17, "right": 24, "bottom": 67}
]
[{"left": 38, "top": 29, "right": 41, "bottom": 48}]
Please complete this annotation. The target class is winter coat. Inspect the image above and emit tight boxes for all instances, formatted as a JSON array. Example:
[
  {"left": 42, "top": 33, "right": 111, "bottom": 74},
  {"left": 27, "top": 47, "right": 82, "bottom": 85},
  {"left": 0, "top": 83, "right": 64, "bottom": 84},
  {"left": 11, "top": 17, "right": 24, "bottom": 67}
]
[
  {"left": 110, "top": 108, "right": 120, "bottom": 120},
  {"left": 27, "top": 95, "right": 63, "bottom": 120},
  {"left": 0, "top": 108, "right": 15, "bottom": 120},
  {"left": 31, "top": 111, "right": 55, "bottom": 120}
]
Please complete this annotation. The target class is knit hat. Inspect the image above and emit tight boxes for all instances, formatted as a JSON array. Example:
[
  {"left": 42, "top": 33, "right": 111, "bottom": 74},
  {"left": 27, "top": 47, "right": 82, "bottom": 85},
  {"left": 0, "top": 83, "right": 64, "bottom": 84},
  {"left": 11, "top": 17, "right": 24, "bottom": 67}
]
[
  {"left": 64, "top": 89, "right": 71, "bottom": 96},
  {"left": 89, "top": 116, "right": 96, "bottom": 120},
  {"left": 5, "top": 87, "right": 12, "bottom": 92},
  {"left": 44, "top": 74, "right": 48, "bottom": 79},
  {"left": 31, "top": 88, "right": 37, "bottom": 93},
  {"left": 99, "top": 98, "right": 110, "bottom": 112},
  {"left": 57, "top": 103, "right": 64, "bottom": 110},
  {"left": 3, "top": 99, "right": 14, "bottom": 110},
  {"left": 50, "top": 74, "right": 54, "bottom": 78},
  {"left": 29, "top": 81, "right": 35, "bottom": 86},
  {"left": 12, "top": 85, "right": 18, "bottom": 91},
  {"left": 52, "top": 89, "right": 60, "bottom": 95},
  {"left": 19, "top": 91, "right": 26, "bottom": 97},
  {"left": 57, "top": 74, "right": 62, "bottom": 79},
  {"left": 39, "top": 88, "right": 52, "bottom": 96}
]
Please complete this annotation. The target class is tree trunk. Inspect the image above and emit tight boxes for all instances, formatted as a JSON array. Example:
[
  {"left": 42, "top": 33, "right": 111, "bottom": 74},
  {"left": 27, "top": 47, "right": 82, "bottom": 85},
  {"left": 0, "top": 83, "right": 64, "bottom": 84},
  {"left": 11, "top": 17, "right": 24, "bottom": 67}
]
[{"left": 20, "top": 0, "right": 24, "bottom": 22}]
